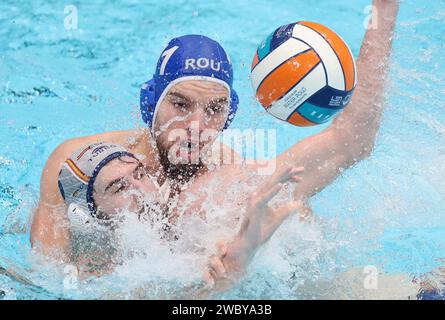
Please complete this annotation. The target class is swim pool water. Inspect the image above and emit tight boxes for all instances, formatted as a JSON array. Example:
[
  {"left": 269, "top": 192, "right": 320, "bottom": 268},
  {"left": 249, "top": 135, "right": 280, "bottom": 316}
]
[{"left": 1, "top": 0, "right": 445, "bottom": 299}]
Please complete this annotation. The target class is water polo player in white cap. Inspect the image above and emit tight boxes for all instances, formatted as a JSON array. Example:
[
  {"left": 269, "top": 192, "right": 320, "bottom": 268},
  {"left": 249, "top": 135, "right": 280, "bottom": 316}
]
[{"left": 57, "top": 142, "right": 166, "bottom": 225}]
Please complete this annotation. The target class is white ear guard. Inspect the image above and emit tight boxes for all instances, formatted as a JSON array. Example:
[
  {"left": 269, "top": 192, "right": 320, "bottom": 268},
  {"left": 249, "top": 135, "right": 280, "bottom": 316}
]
[{"left": 67, "top": 203, "right": 109, "bottom": 234}]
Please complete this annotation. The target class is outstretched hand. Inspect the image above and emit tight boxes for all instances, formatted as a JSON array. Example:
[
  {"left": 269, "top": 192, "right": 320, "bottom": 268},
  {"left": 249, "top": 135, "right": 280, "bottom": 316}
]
[
  {"left": 203, "top": 166, "right": 305, "bottom": 290},
  {"left": 239, "top": 166, "right": 305, "bottom": 249}
]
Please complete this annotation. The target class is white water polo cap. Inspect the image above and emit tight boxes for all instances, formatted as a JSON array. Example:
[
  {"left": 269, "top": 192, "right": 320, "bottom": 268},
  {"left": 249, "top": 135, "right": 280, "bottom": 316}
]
[{"left": 57, "top": 142, "right": 137, "bottom": 219}]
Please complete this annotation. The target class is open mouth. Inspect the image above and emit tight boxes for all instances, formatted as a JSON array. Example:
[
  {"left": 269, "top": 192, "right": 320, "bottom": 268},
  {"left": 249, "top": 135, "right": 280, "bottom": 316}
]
[
  {"left": 180, "top": 140, "right": 198, "bottom": 149},
  {"left": 179, "top": 140, "right": 200, "bottom": 153}
]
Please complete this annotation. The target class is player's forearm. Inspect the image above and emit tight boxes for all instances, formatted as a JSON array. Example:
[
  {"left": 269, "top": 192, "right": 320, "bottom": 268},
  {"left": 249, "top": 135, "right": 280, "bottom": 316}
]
[
  {"left": 333, "top": 0, "right": 399, "bottom": 157},
  {"left": 30, "top": 204, "right": 72, "bottom": 262},
  {"left": 225, "top": 233, "right": 258, "bottom": 275}
]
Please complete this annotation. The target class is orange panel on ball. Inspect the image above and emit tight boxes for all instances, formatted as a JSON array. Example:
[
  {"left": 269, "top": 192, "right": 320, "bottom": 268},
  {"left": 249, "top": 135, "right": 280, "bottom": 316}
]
[
  {"left": 251, "top": 50, "right": 260, "bottom": 70},
  {"left": 287, "top": 111, "right": 316, "bottom": 127},
  {"left": 256, "top": 49, "right": 320, "bottom": 108}
]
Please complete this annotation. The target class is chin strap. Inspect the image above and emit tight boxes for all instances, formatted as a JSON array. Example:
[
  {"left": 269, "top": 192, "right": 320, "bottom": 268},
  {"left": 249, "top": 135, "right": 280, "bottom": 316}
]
[{"left": 67, "top": 203, "right": 108, "bottom": 234}]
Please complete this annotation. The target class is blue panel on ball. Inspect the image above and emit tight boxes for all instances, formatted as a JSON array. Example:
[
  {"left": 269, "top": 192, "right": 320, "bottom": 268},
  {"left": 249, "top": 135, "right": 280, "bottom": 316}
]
[
  {"left": 257, "top": 32, "right": 274, "bottom": 61},
  {"left": 295, "top": 102, "right": 341, "bottom": 124},
  {"left": 307, "top": 86, "right": 355, "bottom": 110},
  {"left": 270, "top": 23, "right": 295, "bottom": 51}
]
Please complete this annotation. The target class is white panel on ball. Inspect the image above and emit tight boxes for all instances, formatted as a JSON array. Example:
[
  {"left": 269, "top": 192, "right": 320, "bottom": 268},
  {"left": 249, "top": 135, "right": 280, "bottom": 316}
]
[{"left": 291, "top": 24, "right": 345, "bottom": 91}]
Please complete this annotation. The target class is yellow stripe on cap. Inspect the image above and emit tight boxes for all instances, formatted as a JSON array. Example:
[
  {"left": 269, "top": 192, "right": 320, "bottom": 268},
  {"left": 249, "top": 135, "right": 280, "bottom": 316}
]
[{"left": 66, "top": 159, "right": 90, "bottom": 184}]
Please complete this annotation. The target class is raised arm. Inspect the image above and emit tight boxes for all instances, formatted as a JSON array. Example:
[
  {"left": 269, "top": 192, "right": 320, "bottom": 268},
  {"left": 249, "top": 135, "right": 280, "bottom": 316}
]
[{"left": 272, "top": 0, "right": 399, "bottom": 203}]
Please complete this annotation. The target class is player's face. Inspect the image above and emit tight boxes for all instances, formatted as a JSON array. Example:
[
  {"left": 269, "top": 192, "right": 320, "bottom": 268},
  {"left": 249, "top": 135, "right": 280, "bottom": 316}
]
[
  {"left": 153, "top": 80, "right": 229, "bottom": 165},
  {"left": 93, "top": 156, "right": 161, "bottom": 217}
]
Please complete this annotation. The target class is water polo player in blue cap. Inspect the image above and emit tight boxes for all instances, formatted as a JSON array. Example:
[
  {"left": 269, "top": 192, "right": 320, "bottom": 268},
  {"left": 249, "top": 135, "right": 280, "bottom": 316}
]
[
  {"left": 34, "top": 1, "right": 399, "bottom": 274},
  {"left": 139, "top": 34, "right": 239, "bottom": 180}
]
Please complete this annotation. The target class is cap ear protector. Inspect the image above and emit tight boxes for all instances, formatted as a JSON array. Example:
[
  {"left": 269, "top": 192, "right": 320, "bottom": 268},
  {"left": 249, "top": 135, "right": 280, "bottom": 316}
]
[
  {"left": 140, "top": 79, "right": 156, "bottom": 126},
  {"left": 140, "top": 78, "right": 238, "bottom": 130}
]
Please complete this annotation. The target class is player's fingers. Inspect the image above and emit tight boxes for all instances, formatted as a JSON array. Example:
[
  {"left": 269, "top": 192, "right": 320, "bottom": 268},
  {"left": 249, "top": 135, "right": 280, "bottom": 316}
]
[
  {"left": 208, "top": 256, "right": 226, "bottom": 277},
  {"left": 203, "top": 271, "right": 215, "bottom": 287},
  {"left": 257, "top": 167, "right": 304, "bottom": 196},
  {"left": 255, "top": 183, "right": 283, "bottom": 208},
  {"left": 216, "top": 241, "right": 228, "bottom": 258},
  {"left": 291, "top": 176, "right": 303, "bottom": 183}
]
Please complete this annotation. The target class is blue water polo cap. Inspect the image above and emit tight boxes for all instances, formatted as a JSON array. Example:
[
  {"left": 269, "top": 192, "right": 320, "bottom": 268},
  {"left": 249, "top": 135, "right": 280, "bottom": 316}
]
[{"left": 140, "top": 35, "right": 239, "bottom": 130}]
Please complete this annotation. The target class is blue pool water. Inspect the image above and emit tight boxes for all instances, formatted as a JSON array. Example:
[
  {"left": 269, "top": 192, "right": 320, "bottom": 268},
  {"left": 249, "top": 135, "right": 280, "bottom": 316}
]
[{"left": 1, "top": 0, "right": 445, "bottom": 299}]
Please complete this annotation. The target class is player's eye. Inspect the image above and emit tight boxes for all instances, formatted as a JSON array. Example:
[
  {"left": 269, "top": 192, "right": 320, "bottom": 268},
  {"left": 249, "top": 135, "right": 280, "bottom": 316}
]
[
  {"left": 114, "top": 182, "right": 128, "bottom": 194},
  {"left": 170, "top": 98, "right": 189, "bottom": 111}
]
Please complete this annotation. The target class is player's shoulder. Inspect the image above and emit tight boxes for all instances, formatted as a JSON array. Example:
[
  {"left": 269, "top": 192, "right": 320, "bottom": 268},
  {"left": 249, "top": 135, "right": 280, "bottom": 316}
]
[
  {"left": 52, "top": 130, "right": 140, "bottom": 158},
  {"left": 42, "top": 130, "right": 140, "bottom": 180}
]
